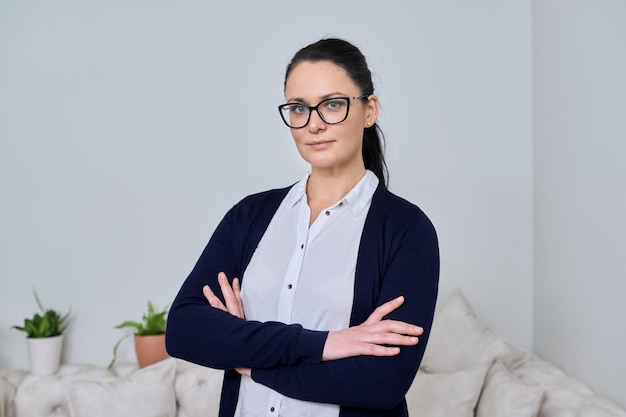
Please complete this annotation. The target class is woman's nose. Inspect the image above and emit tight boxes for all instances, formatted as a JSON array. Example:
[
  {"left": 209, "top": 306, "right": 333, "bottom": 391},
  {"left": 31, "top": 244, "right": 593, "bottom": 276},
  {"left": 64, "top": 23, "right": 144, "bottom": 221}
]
[{"left": 307, "top": 109, "right": 327, "bottom": 132}]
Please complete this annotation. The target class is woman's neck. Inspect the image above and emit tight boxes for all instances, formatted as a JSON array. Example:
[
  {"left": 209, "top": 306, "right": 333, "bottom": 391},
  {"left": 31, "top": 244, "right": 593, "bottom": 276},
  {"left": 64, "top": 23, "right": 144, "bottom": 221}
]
[{"left": 306, "top": 167, "right": 366, "bottom": 224}]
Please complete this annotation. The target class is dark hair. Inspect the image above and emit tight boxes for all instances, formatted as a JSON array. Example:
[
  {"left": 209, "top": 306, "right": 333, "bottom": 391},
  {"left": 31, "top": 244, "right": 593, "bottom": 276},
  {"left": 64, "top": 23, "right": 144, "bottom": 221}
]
[{"left": 284, "top": 38, "right": 388, "bottom": 188}]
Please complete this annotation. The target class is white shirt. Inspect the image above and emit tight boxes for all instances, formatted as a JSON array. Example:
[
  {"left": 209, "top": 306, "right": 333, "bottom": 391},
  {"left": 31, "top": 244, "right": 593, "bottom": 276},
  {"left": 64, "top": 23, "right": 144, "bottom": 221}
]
[{"left": 234, "top": 170, "right": 379, "bottom": 417}]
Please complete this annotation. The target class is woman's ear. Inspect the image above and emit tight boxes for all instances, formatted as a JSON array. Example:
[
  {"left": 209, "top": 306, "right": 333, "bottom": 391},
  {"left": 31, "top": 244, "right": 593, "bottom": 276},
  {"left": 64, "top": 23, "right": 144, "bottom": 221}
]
[{"left": 365, "top": 94, "right": 379, "bottom": 127}]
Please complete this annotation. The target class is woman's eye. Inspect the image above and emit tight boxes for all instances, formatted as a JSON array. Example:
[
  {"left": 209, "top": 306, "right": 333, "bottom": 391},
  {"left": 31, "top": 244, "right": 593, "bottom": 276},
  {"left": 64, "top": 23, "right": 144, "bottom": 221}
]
[
  {"left": 290, "top": 104, "right": 307, "bottom": 114},
  {"left": 324, "top": 99, "right": 346, "bottom": 111}
]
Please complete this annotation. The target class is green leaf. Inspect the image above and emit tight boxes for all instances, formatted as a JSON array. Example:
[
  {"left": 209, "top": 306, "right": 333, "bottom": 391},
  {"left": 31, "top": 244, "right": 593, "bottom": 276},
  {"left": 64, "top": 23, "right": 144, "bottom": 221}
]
[
  {"left": 114, "top": 320, "right": 144, "bottom": 332},
  {"left": 108, "top": 300, "right": 169, "bottom": 367},
  {"left": 107, "top": 333, "right": 131, "bottom": 370},
  {"left": 12, "top": 290, "right": 71, "bottom": 338}
]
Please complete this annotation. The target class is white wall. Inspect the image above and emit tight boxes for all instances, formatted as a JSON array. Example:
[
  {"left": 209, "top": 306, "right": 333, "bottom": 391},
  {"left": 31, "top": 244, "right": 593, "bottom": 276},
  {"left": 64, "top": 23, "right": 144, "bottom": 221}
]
[
  {"left": 0, "top": 1, "right": 533, "bottom": 375},
  {"left": 533, "top": 0, "right": 626, "bottom": 407}
]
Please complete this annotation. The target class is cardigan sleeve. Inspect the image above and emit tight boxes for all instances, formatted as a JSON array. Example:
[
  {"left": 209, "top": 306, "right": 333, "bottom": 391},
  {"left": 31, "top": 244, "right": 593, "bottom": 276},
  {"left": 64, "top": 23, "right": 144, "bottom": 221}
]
[
  {"left": 165, "top": 192, "right": 328, "bottom": 370},
  {"left": 250, "top": 203, "right": 440, "bottom": 410}
]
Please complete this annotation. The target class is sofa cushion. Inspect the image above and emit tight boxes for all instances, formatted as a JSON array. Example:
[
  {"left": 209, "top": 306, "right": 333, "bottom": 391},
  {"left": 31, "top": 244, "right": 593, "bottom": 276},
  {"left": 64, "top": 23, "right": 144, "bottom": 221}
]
[
  {"left": 405, "top": 367, "right": 488, "bottom": 417},
  {"left": 420, "top": 289, "right": 529, "bottom": 373},
  {"left": 1, "top": 376, "right": 16, "bottom": 417},
  {"left": 512, "top": 355, "right": 626, "bottom": 417},
  {"left": 13, "top": 372, "right": 71, "bottom": 417},
  {"left": 476, "top": 361, "right": 544, "bottom": 417},
  {"left": 174, "top": 360, "right": 223, "bottom": 417},
  {"left": 64, "top": 358, "right": 176, "bottom": 417}
]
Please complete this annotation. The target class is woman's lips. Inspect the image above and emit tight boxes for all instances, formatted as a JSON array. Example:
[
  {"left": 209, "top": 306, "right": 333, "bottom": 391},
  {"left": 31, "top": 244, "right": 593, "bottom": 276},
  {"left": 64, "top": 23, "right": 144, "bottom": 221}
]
[{"left": 308, "top": 140, "right": 335, "bottom": 150}]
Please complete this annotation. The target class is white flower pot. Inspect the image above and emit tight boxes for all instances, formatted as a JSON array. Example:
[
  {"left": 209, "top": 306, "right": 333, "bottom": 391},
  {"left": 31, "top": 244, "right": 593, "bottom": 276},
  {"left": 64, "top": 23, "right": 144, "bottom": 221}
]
[{"left": 27, "top": 334, "right": 64, "bottom": 375}]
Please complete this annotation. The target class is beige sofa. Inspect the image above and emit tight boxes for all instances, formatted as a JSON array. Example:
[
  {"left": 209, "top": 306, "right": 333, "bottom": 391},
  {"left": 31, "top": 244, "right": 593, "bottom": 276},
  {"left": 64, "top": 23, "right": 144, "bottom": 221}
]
[{"left": 2, "top": 289, "right": 625, "bottom": 417}]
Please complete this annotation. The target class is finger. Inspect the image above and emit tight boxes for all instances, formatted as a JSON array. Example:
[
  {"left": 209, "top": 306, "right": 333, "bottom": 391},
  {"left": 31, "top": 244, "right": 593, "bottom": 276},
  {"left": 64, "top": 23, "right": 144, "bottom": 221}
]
[
  {"left": 369, "top": 320, "right": 424, "bottom": 336},
  {"left": 218, "top": 272, "right": 244, "bottom": 318},
  {"left": 353, "top": 321, "right": 421, "bottom": 346},
  {"left": 233, "top": 278, "right": 245, "bottom": 316},
  {"left": 236, "top": 367, "right": 251, "bottom": 377},
  {"left": 364, "top": 296, "right": 405, "bottom": 325},
  {"left": 203, "top": 285, "right": 227, "bottom": 311},
  {"left": 218, "top": 272, "right": 238, "bottom": 308},
  {"left": 360, "top": 344, "right": 401, "bottom": 357},
  {"left": 364, "top": 332, "right": 420, "bottom": 347}
]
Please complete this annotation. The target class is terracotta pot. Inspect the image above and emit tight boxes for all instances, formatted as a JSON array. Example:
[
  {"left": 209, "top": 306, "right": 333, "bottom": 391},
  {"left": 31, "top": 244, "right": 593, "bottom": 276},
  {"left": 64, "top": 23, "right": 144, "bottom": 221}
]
[
  {"left": 134, "top": 334, "right": 168, "bottom": 368},
  {"left": 27, "top": 334, "right": 64, "bottom": 375}
]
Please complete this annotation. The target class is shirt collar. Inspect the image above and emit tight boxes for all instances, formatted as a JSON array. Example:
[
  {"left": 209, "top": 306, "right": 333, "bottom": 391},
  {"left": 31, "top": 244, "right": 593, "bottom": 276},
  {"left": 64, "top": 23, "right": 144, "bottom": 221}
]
[
  {"left": 286, "top": 172, "right": 310, "bottom": 208},
  {"left": 287, "top": 170, "right": 379, "bottom": 216}
]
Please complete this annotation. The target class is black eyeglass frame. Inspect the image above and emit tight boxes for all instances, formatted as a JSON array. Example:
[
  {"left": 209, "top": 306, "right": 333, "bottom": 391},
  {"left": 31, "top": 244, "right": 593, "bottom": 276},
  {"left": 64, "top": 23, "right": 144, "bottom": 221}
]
[{"left": 277, "top": 94, "right": 370, "bottom": 129}]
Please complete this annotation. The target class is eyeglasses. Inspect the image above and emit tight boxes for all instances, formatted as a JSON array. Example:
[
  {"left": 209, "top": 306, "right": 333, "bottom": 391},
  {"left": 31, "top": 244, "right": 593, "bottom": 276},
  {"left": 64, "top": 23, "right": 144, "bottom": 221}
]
[{"left": 278, "top": 95, "right": 369, "bottom": 129}]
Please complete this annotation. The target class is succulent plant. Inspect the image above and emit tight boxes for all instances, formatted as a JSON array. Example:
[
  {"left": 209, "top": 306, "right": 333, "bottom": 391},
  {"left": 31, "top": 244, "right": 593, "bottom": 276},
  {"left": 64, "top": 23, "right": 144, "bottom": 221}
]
[{"left": 12, "top": 291, "right": 70, "bottom": 338}]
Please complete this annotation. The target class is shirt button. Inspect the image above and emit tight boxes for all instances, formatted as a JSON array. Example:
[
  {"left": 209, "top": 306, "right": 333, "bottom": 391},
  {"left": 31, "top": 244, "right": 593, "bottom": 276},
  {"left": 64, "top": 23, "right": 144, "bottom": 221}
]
[
  {"left": 339, "top": 202, "right": 344, "bottom": 207},
  {"left": 287, "top": 284, "right": 293, "bottom": 289},
  {"left": 325, "top": 210, "right": 331, "bottom": 216},
  {"left": 300, "top": 243, "right": 304, "bottom": 249},
  {"left": 270, "top": 407, "right": 275, "bottom": 413}
]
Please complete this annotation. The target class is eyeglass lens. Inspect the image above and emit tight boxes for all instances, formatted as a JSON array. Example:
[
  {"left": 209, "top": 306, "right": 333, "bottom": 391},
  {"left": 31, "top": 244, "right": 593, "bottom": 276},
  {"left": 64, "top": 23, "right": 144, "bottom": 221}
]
[{"left": 280, "top": 97, "right": 350, "bottom": 128}]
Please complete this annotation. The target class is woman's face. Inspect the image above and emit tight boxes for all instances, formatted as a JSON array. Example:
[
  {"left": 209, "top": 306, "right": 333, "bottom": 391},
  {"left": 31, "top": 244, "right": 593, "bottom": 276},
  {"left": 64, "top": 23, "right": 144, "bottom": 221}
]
[{"left": 283, "top": 60, "right": 378, "bottom": 176}]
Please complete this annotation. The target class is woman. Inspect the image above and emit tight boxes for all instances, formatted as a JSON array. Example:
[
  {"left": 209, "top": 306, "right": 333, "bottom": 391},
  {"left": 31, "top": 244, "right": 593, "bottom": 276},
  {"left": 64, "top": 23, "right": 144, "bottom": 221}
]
[{"left": 166, "top": 38, "right": 439, "bottom": 417}]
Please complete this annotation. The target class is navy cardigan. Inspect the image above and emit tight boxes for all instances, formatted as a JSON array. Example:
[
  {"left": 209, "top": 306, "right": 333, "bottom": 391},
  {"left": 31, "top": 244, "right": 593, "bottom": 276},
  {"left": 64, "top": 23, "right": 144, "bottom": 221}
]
[{"left": 166, "top": 184, "right": 439, "bottom": 417}]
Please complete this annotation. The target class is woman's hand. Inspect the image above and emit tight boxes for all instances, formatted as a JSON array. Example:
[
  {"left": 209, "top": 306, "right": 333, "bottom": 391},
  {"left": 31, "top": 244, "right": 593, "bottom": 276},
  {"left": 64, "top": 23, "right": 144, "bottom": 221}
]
[
  {"left": 203, "top": 277, "right": 420, "bottom": 368},
  {"left": 203, "top": 272, "right": 245, "bottom": 319},
  {"left": 322, "top": 296, "right": 423, "bottom": 361},
  {"left": 203, "top": 273, "right": 251, "bottom": 377}
]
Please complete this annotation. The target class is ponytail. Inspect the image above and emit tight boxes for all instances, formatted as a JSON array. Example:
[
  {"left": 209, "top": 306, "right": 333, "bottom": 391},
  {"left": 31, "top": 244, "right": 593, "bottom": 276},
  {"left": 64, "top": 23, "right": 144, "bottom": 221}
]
[{"left": 363, "top": 123, "right": 388, "bottom": 188}]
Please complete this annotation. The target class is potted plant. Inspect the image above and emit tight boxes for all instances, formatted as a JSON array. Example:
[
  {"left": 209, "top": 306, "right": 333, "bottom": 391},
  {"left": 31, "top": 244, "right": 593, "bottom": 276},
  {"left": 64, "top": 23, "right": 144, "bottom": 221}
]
[
  {"left": 12, "top": 291, "right": 70, "bottom": 375},
  {"left": 108, "top": 301, "right": 169, "bottom": 369}
]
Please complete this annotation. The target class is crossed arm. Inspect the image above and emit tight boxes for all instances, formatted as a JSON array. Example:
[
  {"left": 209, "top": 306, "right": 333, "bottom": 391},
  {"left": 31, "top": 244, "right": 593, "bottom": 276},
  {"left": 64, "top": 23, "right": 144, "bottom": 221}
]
[
  {"left": 166, "top": 191, "right": 439, "bottom": 409},
  {"left": 203, "top": 271, "right": 424, "bottom": 377}
]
